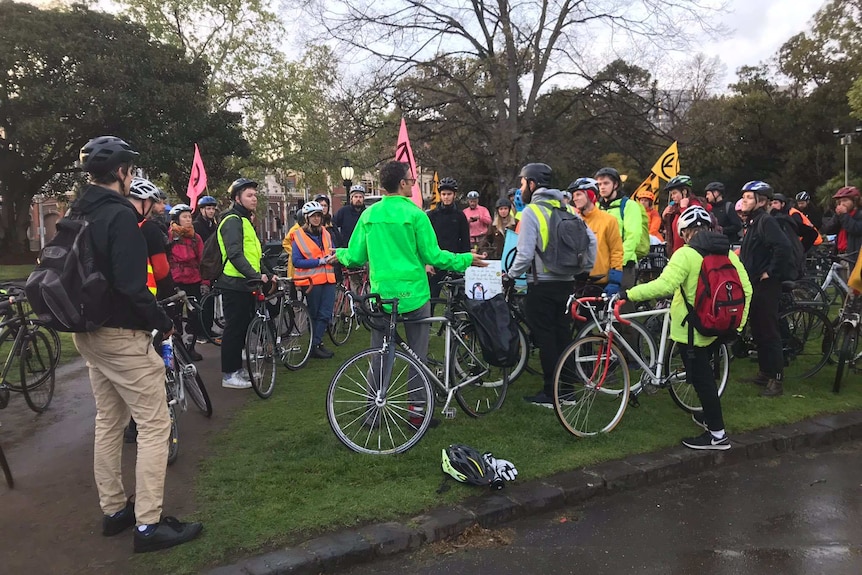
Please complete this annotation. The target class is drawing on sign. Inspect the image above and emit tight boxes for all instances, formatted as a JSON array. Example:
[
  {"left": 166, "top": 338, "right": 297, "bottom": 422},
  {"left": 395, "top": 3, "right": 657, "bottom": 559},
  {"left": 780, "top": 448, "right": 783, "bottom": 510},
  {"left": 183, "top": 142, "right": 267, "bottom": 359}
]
[
  {"left": 659, "top": 152, "right": 677, "bottom": 180},
  {"left": 395, "top": 142, "right": 415, "bottom": 176}
]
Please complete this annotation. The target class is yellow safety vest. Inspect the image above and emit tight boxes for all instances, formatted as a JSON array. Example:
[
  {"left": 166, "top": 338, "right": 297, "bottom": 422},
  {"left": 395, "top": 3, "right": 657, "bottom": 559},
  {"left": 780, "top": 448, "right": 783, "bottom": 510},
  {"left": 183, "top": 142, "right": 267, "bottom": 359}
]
[{"left": 217, "top": 214, "right": 261, "bottom": 278}]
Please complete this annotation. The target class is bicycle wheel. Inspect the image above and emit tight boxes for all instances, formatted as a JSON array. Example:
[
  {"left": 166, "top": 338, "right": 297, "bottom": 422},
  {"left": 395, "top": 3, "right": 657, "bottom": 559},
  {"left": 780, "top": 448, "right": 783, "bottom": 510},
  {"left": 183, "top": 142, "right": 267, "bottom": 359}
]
[
  {"left": 19, "top": 329, "right": 55, "bottom": 413},
  {"left": 833, "top": 324, "right": 858, "bottom": 393},
  {"left": 173, "top": 339, "right": 212, "bottom": 417},
  {"left": 666, "top": 341, "right": 730, "bottom": 413},
  {"left": 452, "top": 322, "right": 510, "bottom": 417},
  {"left": 576, "top": 317, "right": 656, "bottom": 395},
  {"left": 280, "top": 300, "right": 313, "bottom": 370},
  {"left": 199, "top": 290, "right": 224, "bottom": 345},
  {"left": 553, "top": 335, "right": 631, "bottom": 437},
  {"left": 0, "top": 443, "right": 13, "bottom": 489},
  {"left": 791, "top": 279, "right": 830, "bottom": 310},
  {"left": 26, "top": 320, "right": 61, "bottom": 371},
  {"left": 780, "top": 306, "right": 834, "bottom": 379},
  {"left": 327, "top": 347, "right": 433, "bottom": 455},
  {"left": 245, "top": 316, "right": 277, "bottom": 399},
  {"left": 328, "top": 286, "right": 356, "bottom": 346}
]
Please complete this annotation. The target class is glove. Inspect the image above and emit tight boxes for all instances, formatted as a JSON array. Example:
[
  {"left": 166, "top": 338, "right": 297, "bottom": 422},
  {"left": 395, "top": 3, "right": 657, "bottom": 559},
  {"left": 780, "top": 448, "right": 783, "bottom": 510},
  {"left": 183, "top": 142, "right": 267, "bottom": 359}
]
[
  {"left": 604, "top": 269, "right": 622, "bottom": 296},
  {"left": 483, "top": 452, "right": 518, "bottom": 483},
  {"left": 617, "top": 290, "right": 628, "bottom": 302}
]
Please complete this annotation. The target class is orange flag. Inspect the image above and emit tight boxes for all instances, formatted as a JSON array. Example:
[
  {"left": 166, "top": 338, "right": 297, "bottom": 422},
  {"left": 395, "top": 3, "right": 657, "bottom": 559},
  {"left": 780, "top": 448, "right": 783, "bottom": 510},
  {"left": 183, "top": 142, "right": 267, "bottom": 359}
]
[
  {"left": 394, "top": 118, "right": 423, "bottom": 208},
  {"left": 186, "top": 143, "right": 208, "bottom": 211}
]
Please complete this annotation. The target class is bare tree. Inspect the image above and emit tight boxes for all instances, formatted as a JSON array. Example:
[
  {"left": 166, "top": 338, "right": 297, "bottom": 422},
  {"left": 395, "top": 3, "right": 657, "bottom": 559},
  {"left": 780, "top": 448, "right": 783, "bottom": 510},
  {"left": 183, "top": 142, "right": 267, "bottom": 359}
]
[{"left": 309, "top": 0, "right": 724, "bottom": 191}]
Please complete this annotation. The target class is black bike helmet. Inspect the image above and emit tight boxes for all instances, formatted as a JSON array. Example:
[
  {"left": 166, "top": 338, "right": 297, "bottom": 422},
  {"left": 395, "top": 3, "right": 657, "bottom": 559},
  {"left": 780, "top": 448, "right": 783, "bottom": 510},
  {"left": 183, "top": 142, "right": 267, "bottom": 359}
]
[
  {"left": 439, "top": 177, "right": 458, "bottom": 192},
  {"left": 594, "top": 167, "right": 621, "bottom": 185},
  {"left": 664, "top": 175, "right": 693, "bottom": 191},
  {"left": 518, "top": 163, "right": 553, "bottom": 187},
  {"left": 772, "top": 193, "right": 788, "bottom": 204},
  {"left": 228, "top": 177, "right": 258, "bottom": 198},
  {"left": 495, "top": 197, "right": 512, "bottom": 208},
  {"left": 441, "top": 444, "right": 495, "bottom": 486},
  {"left": 79, "top": 136, "right": 139, "bottom": 176},
  {"left": 796, "top": 191, "right": 810, "bottom": 202},
  {"left": 704, "top": 181, "right": 725, "bottom": 194}
]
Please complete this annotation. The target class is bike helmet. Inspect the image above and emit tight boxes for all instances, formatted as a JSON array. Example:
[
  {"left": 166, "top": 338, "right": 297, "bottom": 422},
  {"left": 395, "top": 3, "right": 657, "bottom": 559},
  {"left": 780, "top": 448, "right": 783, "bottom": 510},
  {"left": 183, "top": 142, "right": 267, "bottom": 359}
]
[
  {"left": 495, "top": 197, "right": 512, "bottom": 208},
  {"left": 349, "top": 184, "right": 366, "bottom": 195},
  {"left": 128, "top": 177, "right": 162, "bottom": 201},
  {"left": 441, "top": 444, "right": 495, "bottom": 486},
  {"left": 169, "top": 203, "right": 192, "bottom": 220},
  {"left": 676, "top": 205, "right": 713, "bottom": 235},
  {"left": 197, "top": 195, "right": 217, "bottom": 207},
  {"left": 594, "top": 167, "right": 621, "bottom": 185},
  {"left": 228, "top": 177, "right": 258, "bottom": 198},
  {"left": 439, "top": 177, "right": 458, "bottom": 192},
  {"left": 568, "top": 177, "right": 599, "bottom": 194},
  {"left": 635, "top": 189, "right": 656, "bottom": 202},
  {"left": 833, "top": 186, "right": 860, "bottom": 199},
  {"left": 301, "top": 201, "right": 324, "bottom": 216},
  {"left": 79, "top": 136, "right": 139, "bottom": 175},
  {"left": 664, "top": 175, "right": 693, "bottom": 191},
  {"left": 519, "top": 163, "right": 553, "bottom": 187},
  {"left": 741, "top": 180, "right": 773, "bottom": 199},
  {"left": 772, "top": 193, "right": 788, "bottom": 204},
  {"left": 795, "top": 191, "right": 810, "bottom": 202},
  {"left": 314, "top": 194, "right": 330, "bottom": 206},
  {"left": 735, "top": 199, "right": 744, "bottom": 212},
  {"left": 467, "top": 190, "right": 480, "bottom": 199},
  {"left": 704, "top": 181, "right": 725, "bottom": 194}
]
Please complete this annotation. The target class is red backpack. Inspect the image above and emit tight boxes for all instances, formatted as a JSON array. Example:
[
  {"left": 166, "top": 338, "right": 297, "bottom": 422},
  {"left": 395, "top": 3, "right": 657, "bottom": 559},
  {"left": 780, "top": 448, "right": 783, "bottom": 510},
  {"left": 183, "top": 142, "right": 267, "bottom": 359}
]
[{"left": 682, "top": 253, "right": 746, "bottom": 341}]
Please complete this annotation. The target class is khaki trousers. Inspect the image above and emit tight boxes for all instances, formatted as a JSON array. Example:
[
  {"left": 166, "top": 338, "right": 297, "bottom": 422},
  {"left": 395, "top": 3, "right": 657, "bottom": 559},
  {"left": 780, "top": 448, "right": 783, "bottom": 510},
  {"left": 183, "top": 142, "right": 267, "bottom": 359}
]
[{"left": 74, "top": 327, "right": 170, "bottom": 526}]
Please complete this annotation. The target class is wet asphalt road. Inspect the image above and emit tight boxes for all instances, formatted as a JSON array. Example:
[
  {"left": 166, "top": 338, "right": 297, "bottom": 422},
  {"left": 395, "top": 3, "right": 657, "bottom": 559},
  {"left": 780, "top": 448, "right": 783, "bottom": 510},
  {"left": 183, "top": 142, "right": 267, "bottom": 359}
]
[{"left": 342, "top": 440, "right": 862, "bottom": 575}]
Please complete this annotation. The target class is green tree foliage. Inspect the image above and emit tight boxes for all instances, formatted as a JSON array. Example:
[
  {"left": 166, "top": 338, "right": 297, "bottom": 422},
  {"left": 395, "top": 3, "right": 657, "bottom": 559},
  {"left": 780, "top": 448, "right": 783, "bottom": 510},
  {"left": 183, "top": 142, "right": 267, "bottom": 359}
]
[{"left": 0, "top": 1, "right": 247, "bottom": 253}]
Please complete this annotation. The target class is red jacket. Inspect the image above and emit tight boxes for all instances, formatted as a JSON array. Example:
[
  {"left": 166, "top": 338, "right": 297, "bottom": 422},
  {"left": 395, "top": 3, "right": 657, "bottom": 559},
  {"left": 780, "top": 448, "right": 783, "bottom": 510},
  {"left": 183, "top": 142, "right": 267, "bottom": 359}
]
[{"left": 169, "top": 233, "right": 204, "bottom": 284}]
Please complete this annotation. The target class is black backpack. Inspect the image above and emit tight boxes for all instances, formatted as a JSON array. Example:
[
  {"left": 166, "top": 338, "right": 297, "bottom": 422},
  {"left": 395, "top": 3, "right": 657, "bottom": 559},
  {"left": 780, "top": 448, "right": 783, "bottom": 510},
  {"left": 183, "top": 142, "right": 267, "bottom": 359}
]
[
  {"left": 529, "top": 200, "right": 595, "bottom": 277},
  {"left": 771, "top": 214, "right": 805, "bottom": 281},
  {"left": 199, "top": 214, "right": 239, "bottom": 281},
  {"left": 25, "top": 203, "right": 109, "bottom": 332},
  {"left": 463, "top": 294, "right": 519, "bottom": 367}
]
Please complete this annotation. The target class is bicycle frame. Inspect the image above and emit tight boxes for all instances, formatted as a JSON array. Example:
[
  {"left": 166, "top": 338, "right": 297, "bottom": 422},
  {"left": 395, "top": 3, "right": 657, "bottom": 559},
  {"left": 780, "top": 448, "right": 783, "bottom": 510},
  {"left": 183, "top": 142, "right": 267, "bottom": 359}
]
[{"left": 820, "top": 261, "right": 851, "bottom": 300}]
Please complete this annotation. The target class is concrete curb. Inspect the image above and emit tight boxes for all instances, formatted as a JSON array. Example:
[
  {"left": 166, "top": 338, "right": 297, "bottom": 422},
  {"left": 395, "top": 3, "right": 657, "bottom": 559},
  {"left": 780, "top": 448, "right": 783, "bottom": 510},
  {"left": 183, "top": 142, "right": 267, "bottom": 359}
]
[{"left": 205, "top": 410, "right": 862, "bottom": 575}]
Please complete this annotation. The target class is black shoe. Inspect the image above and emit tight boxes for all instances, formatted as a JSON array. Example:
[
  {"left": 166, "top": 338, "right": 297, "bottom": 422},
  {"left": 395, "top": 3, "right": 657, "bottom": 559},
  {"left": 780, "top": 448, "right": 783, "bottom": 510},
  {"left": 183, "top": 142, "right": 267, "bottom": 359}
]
[
  {"left": 523, "top": 391, "right": 554, "bottom": 408},
  {"left": 317, "top": 344, "right": 335, "bottom": 358},
  {"left": 187, "top": 347, "right": 203, "bottom": 362},
  {"left": 102, "top": 497, "right": 135, "bottom": 536},
  {"left": 681, "top": 430, "right": 730, "bottom": 451},
  {"left": 133, "top": 516, "right": 203, "bottom": 553},
  {"left": 310, "top": 344, "right": 334, "bottom": 359}
]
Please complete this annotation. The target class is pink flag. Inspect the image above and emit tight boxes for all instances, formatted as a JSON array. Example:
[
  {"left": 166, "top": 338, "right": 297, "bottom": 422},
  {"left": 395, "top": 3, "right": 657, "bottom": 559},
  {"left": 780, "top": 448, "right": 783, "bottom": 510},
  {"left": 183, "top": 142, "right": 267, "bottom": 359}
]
[
  {"left": 186, "top": 143, "right": 208, "bottom": 211},
  {"left": 394, "top": 118, "right": 423, "bottom": 207}
]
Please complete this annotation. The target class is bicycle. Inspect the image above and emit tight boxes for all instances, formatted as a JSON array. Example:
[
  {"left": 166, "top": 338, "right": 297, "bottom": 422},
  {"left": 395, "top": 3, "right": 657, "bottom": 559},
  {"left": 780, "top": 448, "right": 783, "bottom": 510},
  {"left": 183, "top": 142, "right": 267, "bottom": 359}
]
[
  {"left": 198, "top": 286, "right": 226, "bottom": 346},
  {"left": 326, "top": 293, "right": 511, "bottom": 455},
  {"left": 553, "top": 294, "right": 730, "bottom": 437},
  {"left": 833, "top": 290, "right": 861, "bottom": 393},
  {"left": 328, "top": 268, "right": 368, "bottom": 346},
  {"left": 244, "top": 276, "right": 313, "bottom": 399},
  {"left": 731, "top": 281, "right": 834, "bottom": 379},
  {"left": 157, "top": 291, "right": 213, "bottom": 464},
  {"left": 0, "top": 288, "right": 57, "bottom": 413}
]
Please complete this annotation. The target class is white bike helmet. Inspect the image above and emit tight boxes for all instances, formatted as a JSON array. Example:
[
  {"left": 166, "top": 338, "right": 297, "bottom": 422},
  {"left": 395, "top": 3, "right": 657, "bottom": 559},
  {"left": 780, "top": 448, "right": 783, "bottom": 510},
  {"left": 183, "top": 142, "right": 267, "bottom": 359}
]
[
  {"left": 467, "top": 190, "right": 480, "bottom": 199},
  {"left": 128, "top": 177, "right": 162, "bottom": 201},
  {"left": 676, "top": 205, "right": 712, "bottom": 236},
  {"left": 301, "top": 201, "right": 324, "bottom": 216},
  {"left": 169, "top": 203, "right": 192, "bottom": 220}
]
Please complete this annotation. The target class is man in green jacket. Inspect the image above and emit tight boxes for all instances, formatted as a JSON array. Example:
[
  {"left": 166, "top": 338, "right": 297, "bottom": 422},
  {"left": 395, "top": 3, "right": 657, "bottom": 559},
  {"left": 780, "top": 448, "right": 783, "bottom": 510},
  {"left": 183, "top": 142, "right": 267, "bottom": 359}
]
[
  {"left": 332, "top": 161, "right": 486, "bottom": 423},
  {"left": 622, "top": 206, "right": 752, "bottom": 450},
  {"left": 595, "top": 166, "right": 648, "bottom": 288}
]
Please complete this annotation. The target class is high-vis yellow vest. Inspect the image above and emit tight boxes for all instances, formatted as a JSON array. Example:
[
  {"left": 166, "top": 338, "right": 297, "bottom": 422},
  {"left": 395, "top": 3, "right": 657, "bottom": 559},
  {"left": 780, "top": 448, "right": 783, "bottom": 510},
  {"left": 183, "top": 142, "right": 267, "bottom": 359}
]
[{"left": 217, "top": 214, "right": 261, "bottom": 278}]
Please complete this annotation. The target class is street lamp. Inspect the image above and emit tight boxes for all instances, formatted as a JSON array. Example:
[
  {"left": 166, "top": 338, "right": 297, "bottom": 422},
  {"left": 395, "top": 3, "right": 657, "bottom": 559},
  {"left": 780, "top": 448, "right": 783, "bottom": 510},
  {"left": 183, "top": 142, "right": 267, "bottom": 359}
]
[
  {"left": 833, "top": 127, "right": 862, "bottom": 187},
  {"left": 340, "top": 159, "right": 354, "bottom": 199}
]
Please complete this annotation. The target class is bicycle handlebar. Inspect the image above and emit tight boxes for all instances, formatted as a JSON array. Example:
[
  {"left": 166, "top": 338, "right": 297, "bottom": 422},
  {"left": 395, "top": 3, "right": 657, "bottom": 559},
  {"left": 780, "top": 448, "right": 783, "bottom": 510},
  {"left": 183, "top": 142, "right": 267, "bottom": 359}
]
[
  {"left": 612, "top": 299, "right": 630, "bottom": 325},
  {"left": 349, "top": 292, "right": 399, "bottom": 317},
  {"left": 569, "top": 295, "right": 629, "bottom": 325},
  {"left": 157, "top": 290, "right": 187, "bottom": 306}
]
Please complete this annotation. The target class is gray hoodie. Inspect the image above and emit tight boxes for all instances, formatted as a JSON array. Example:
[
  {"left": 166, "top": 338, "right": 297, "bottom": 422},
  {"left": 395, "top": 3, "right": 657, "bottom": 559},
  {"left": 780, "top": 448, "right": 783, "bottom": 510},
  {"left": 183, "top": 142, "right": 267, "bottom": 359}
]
[{"left": 508, "top": 188, "right": 597, "bottom": 283}]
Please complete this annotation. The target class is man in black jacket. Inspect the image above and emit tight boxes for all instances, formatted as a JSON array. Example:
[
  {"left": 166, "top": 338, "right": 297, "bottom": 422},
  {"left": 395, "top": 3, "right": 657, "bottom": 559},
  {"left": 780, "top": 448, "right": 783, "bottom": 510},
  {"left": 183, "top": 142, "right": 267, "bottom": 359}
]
[
  {"left": 426, "top": 177, "right": 471, "bottom": 299},
  {"left": 73, "top": 136, "right": 202, "bottom": 553},
  {"left": 193, "top": 195, "right": 219, "bottom": 244},
  {"left": 739, "top": 180, "right": 792, "bottom": 398},
  {"left": 333, "top": 184, "right": 366, "bottom": 248},
  {"left": 704, "top": 182, "right": 743, "bottom": 243}
]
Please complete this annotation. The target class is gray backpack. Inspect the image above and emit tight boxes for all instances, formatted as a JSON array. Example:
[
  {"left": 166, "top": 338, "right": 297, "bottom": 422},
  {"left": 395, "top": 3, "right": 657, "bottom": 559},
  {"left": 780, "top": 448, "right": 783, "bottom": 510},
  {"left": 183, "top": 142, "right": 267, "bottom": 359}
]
[{"left": 530, "top": 200, "right": 596, "bottom": 276}]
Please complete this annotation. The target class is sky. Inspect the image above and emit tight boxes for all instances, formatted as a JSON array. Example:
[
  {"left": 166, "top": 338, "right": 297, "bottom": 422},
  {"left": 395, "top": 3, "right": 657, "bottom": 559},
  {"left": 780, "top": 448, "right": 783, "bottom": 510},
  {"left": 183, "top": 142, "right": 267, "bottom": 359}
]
[{"left": 704, "top": 0, "right": 825, "bottom": 82}]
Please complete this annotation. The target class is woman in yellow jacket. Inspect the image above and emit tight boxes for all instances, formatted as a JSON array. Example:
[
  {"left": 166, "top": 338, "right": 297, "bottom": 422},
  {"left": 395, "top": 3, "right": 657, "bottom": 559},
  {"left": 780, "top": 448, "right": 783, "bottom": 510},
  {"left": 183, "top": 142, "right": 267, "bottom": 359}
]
[
  {"left": 624, "top": 206, "right": 751, "bottom": 450},
  {"left": 291, "top": 201, "right": 337, "bottom": 359},
  {"left": 569, "top": 178, "right": 624, "bottom": 294}
]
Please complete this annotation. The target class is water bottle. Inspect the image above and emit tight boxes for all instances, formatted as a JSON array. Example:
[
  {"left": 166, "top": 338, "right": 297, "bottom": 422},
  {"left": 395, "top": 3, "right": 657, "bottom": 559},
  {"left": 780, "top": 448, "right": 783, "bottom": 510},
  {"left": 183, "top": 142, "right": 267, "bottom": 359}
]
[{"left": 160, "top": 337, "right": 174, "bottom": 369}]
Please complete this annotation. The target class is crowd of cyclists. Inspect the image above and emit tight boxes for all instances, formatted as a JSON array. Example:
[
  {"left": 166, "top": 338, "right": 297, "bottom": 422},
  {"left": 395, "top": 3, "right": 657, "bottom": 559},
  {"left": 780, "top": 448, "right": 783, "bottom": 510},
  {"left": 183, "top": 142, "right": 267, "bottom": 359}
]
[{"left": 53, "top": 134, "right": 862, "bottom": 552}]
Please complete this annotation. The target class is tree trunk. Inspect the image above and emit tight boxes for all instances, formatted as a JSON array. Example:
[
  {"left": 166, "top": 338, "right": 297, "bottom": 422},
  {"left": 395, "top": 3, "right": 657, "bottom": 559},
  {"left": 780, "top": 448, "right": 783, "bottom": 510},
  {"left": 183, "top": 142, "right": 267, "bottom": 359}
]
[{"left": 0, "top": 179, "right": 37, "bottom": 260}]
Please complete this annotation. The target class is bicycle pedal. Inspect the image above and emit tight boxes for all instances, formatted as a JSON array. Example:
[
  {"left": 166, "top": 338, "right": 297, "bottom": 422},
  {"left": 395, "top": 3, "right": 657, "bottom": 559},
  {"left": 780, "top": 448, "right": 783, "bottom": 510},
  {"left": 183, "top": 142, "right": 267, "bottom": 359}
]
[
  {"left": 628, "top": 396, "right": 640, "bottom": 408},
  {"left": 442, "top": 407, "right": 457, "bottom": 419}
]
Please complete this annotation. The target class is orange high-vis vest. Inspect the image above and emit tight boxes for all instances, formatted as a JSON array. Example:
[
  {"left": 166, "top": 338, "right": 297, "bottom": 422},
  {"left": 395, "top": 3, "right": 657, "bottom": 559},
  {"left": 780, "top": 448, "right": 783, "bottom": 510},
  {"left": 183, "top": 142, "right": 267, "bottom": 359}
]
[
  {"left": 292, "top": 227, "right": 336, "bottom": 286},
  {"left": 138, "top": 220, "right": 157, "bottom": 295},
  {"left": 789, "top": 207, "right": 823, "bottom": 246}
]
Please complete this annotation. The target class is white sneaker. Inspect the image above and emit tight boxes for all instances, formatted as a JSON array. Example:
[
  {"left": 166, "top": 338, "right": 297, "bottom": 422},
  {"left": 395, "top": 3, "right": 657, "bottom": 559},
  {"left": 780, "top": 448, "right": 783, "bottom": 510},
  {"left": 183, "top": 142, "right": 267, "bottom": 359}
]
[
  {"left": 222, "top": 371, "right": 251, "bottom": 389},
  {"left": 238, "top": 368, "right": 251, "bottom": 381}
]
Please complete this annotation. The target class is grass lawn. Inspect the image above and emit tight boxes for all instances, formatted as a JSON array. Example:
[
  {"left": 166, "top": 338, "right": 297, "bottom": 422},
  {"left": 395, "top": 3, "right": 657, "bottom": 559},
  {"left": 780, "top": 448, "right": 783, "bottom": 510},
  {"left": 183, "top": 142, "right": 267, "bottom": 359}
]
[
  {"left": 138, "top": 326, "right": 862, "bottom": 575},
  {"left": 0, "top": 264, "right": 34, "bottom": 281}
]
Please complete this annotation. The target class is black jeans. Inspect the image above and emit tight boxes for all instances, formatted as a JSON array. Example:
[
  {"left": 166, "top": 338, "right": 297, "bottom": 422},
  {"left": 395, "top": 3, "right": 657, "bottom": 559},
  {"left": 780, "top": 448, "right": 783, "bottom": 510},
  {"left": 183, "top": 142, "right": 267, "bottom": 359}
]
[
  {"left": 175, "top": 282, "right": 202, "bottom": 338},
  {"left": 220, "top": 288, "right": 255, "bottom": 374},
  {"left": 525, "top": 281, "right": 574, "bottom": 394},
  {"left": 750, "top": 278, "right": 783, "bottom": 379},
  {"left": 679, "top": 342, "right": 725, "bottom": 432}
]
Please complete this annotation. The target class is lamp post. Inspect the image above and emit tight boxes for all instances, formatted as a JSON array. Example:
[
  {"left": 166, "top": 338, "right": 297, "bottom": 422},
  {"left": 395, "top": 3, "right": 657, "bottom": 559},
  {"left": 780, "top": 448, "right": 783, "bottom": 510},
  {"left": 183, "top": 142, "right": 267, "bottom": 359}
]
[
  {"left": 340, "top": 158, "right": 354, "bottom": 200},
  {"left": 833, "top": 127, "right": 862, "bottom": 187}
]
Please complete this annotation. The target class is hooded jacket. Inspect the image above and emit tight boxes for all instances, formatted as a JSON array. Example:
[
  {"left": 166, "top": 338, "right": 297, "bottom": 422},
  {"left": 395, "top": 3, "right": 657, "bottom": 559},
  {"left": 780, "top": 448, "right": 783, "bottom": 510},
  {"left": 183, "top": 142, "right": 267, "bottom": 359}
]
[
  {"left": 740, "top": 208, "right": 792, "bottom": 284},
  {"left": 599, "top": 192, "right": 647, "bottom": 264},
  {"left": 73, "top": 184, "right": 172, "bottom": 333},
  {"left": 627, "top": 231, "right": 752, "bottom": 346},
  {"left": 427, "top": 202, "right": 471, "bottom": 253},
  {"left": 216, "top": 202, "right": 272, "bottom": 292}
]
